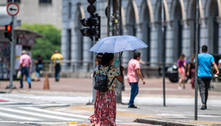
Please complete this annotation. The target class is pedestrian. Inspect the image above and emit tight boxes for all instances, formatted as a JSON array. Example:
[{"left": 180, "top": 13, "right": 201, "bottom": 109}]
[
  {"left": 35, "top": 54, "right": 43, "bottom": 81},
  {"left": 198, "top": 45, "right": 219, "bottom": 110},
  {"left": 177, "top": 54, "right": 186, "bottom": 89},
  {"left": 218, "top": 59, "right": 221, "bottom": 69},
  {"left": 19, "top": 50, "right": 32, "bottom": 89},
  {"left": 127, "top": 51, "right": 146, "bottom": 108},
  {"left": 51, "top": 50, "right": 63, "bottom": 82},
  {"left": 187, "top": 54, "right": 195, "bottom": 89},
  {"left": 89, "top": 53, "right": 123, "bottom": 126}
]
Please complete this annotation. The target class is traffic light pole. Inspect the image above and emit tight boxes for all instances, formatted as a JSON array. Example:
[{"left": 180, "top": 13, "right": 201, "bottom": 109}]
[
  {"left": 7, "top": 0, "right": 16, "bottom": 89},
  {"left": 194, "top": 0, "right": 200, "bottom": 120},
  {"left": 8, "top": 16, "right": 16, "bottom": 89}
]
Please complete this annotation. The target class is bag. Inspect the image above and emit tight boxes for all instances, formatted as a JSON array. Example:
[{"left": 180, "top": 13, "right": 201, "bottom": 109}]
[{"left": 94, "top": 66, "right": 115, "bottom": 92}]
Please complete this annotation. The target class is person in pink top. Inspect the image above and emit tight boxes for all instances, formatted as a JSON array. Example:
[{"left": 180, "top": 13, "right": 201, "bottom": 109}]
[
  {"left": 19, "top": 50, "right": 32, "bottom": 89},
  {"left": 127, "top": 52, "right": 146, "bottom": 108}
]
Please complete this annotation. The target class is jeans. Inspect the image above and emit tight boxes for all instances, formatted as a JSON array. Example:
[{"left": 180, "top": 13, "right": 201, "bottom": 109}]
[
  {"left": 55, "top": 63, "right": 61, "bottom": 81},
  {"left": 36, "top": 64, "right": 42, "bottom": 78},
  {"left": 198, "top": 77, "right": 211, "bottom": 105},
  {"left": 20, "top": 67, "right": 31, "bottom": 88},
  {"left": 128, "top": 82, "right": 139, "bottom": 106}
]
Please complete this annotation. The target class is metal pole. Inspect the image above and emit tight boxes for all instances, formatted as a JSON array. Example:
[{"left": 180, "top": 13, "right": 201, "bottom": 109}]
[
  {"left": 160, "top": 0, "right": 166, "bottom": 106},
  {"left": 107, "top": 0, "right": 110, "bottom": 36},
  {"left": 119, "top": 0, "right": 122, "bottom": 35},
  {"left": 7, "top": 0, "right": 16, "bottom": 89},
  {"left": 194, "top": 0, "right": 200, "bottom": 120}
]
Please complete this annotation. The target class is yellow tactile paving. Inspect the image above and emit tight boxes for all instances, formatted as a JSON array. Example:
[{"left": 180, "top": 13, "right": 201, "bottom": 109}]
[
  {"left": 68, "top": 105, "right": 159, "bottom": 119},
  {"left": 189, "top": 120, "right": 221, "bottom": 125},
  {"left": 68, "top": 105, "right": 221, "bottom": 126}
]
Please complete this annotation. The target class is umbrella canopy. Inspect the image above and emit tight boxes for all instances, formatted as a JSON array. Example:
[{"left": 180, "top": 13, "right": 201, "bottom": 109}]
[{"left": 90, "top": 35, "right": 148, "bottom": 53}]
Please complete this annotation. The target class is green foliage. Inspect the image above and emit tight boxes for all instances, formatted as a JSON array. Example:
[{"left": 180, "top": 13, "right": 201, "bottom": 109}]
[{"left": 22, "top": 24, "right": 61, "bottom": 60}]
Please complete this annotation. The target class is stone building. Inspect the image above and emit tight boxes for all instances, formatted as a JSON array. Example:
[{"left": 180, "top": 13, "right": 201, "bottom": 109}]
[
  {"left": 62, "top": 0, "right": 221, "bottom": 72},
  {"left": 0, "top": 0, "right": 62, "bottom": 28}
]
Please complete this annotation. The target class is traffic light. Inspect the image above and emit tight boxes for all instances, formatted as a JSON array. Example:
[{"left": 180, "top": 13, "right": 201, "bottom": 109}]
[
  {"left": 4, "top": 24, "right": 12, "bottom": 41},
  {"left": 80, "top": 14, "right": 100, "bottom": 41},
  {"left": 87, "top": 0, "right": 96, "bottom": 16}
]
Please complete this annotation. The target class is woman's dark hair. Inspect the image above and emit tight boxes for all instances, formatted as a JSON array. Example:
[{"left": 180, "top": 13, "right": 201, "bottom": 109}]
[
  {"left": 133, "top": 52, "right": 141, "bottom": 59},
  {"left": 101, "top": 53, "right": 114, "bottom": 66},
  {"left": 202, "top": 45, "right": 208, "bottom": 52},
  {"left": 96, "top": 53, "right": 103, "bottom": 64}
]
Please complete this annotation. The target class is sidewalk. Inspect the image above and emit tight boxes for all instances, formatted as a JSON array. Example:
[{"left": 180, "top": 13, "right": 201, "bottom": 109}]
[{"left": 0, "top": 77, "right": 221, "bottom": 126}]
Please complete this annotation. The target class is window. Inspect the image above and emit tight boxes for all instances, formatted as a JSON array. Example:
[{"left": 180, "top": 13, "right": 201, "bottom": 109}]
[
  {"left": 7, "top": 0, "right": 20, "bottom": 3},
  {"left": 39, "top": 0, "right": 52, "bottom": 4}
]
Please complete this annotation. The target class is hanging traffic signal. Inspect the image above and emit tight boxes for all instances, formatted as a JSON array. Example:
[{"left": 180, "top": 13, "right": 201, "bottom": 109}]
[
  {"left": 80, "top": 15, "right": 100, "bottom": 41},
  {"left": 4, "top": 24, "right": 12, "bottom": 41},
  {"left": 87, "top": 0, "right": 96, "bottom": 16},
  {"left": 94, "top": 14, "right": 100, "bottom": 41},
  {"left": 80, "top": 0, "right": 101, "bottom": 41}
]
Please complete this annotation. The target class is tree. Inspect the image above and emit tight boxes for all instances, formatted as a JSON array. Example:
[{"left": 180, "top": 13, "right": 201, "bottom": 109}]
[{"left": 22, "top": 24, "right": 61, "bottom": 60}]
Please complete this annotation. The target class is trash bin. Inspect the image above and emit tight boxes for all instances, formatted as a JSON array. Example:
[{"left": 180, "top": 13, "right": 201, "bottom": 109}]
[{"left": 166, "top": 64, "right": 179, "bottom": 83}]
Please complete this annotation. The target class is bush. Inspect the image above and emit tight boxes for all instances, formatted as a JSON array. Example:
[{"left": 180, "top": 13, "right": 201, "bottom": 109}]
[{"left": 22, "top": 24, "right": 61, "bottom": 60}]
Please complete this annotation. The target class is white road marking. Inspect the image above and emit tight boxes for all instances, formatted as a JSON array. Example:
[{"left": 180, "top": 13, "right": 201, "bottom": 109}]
[
  {"left": 21, "top": 107, "right": 89, "bottom": 119},
  {"left": 0, "top": 111, "right": 40, "bottom": 121},
  {"left": 0, "top": 107, "right": 82, "bottom": 121}
]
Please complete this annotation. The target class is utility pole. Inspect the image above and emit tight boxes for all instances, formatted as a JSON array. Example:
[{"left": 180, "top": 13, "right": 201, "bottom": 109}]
[
  {"left": 107, "top": 0, "right": 123, "bottom": 103},
  {"left": 194, "top": 0, "right": 200, "bottom": 120}
]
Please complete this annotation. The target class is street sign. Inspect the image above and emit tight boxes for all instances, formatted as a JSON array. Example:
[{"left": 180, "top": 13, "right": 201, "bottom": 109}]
[{"left": 6, "top": 3, "right": 19, "bottom": 16}]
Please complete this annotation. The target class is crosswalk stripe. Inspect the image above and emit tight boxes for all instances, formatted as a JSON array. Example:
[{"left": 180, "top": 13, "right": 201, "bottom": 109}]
[
  {"left": 0, "top": 111, "right": 40, "bottom": 121},
  {"left": 0, "top": 107, "right": 82, "bottom": 121},
  {"left": 21, "top": 107, "right": 89, "bottom": 119}
]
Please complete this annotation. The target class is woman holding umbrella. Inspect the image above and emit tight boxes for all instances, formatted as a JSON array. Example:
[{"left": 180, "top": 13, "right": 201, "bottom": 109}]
[{"left": 89, "top": 53, "right": 123, "bottom": 126}]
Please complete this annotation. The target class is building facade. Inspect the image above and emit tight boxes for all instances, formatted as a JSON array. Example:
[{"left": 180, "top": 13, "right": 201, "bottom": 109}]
[
  {"left": 0, "top": 0, "right": 62, "bottom": 28},
  {"left": 62, "top": 0, "right": 221, "bottom": 72}
]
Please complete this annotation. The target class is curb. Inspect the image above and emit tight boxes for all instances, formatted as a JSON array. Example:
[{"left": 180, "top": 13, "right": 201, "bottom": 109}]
[{"left": 135, "top": 119, "right": 194, "bottom": 126}]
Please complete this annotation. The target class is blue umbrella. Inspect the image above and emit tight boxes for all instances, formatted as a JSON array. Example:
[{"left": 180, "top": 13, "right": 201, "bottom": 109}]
[{"left": 89, "top": 35, "right": 148, "bottom": 53}]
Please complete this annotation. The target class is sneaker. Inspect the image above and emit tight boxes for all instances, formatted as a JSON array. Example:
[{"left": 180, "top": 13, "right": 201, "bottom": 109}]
[
  {"left": 200, "top": 104, "right": 207, "bottom": 110},
  {"left": 128, "top": 105, "right": 137, "bottom": 108},
  {"left": 28, "top": 85, "right": 31, "bottom": 89},
  {"left": 178, "top": 86, "right": 182, "bottom": 90}
]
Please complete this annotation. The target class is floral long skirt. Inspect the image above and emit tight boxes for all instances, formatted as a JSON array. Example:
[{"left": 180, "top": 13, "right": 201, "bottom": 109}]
[{"left": 89, "top": 90, "right": 116, "bottom": 126}]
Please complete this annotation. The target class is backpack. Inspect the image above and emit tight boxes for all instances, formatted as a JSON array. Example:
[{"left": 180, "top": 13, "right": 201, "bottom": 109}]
[{"left": 94, "top": 65, "right": 115, "bottom": 92}]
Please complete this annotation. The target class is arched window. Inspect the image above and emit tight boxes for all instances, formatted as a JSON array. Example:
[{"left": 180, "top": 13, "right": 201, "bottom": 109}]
[
  {"left": 189, "top": 0, "right": 197, "bottom": 55},
  {"left": 173, "top": 1, "right": 183, "bottom": 61},
  {"left": 156, "top": 2, "right": 167, "bottom": 65},
  {"left": 127, "top": 8, "right": 136, "bottom": 36},
  {"left": 74, "top": 3, "right": 85, "bottom": 71},
  {"left": 207, "top": 0, "right": 219, "bottom": 54},
  {"left": 141, "top": 3, "right": 151, "bottom": 64}
]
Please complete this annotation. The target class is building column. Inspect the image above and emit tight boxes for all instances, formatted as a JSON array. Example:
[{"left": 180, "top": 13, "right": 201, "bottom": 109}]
[
  {"left": 137, "top": 23, "right": 145, "bottom": 61},
  {"left": 150, "top": 24, "right": 158, "bottom": 66},
  {"left": 83, "top": 37, "right": 91, "bottom": 72},
  {"left": 182, "top": 22, "right": 191, "bottom": 58},
  {"left": 165, "top": 24, "right": 174, "bottom": 64},
  {"left": 200, "top": 19, "right": 208, "bottom": 47},
  {"left": 122, "top": 24, "right": 130, "bottom": 66},
  {"left": 72, "top": 28, "right": 79, "bottom": 72},
  {"left": 61, "top": 29, "right": 68, "bottom": 72}
]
